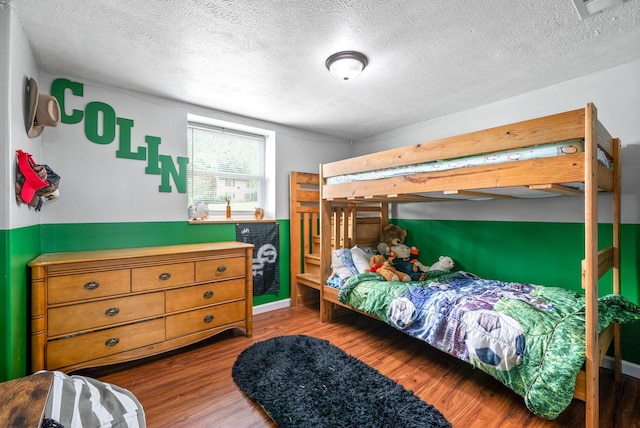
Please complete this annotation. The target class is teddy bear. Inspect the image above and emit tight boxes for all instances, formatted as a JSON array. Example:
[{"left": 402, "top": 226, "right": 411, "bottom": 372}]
[
  {"left": 374, "top": 224, "right": 407, "bottom": 255},
  {"left": 428, "top": 256, "right": 455, "bottom": 272},
  {"left": 387, "top": 243, "right": 429, "bottom": 281},
  {"left": 365, "top": 254, "right": 411, "bottom": 282}
]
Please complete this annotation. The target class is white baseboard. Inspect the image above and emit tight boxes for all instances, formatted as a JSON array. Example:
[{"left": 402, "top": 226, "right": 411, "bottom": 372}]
[
  {"left": 602, "top": 356, "right": 640, "bottom": 379},
  {"left": 253, "top": 298, "right": 291, "bottom": 315}
]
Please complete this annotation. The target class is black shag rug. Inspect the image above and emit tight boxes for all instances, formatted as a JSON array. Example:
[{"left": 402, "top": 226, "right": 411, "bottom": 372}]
[{"left": 232, "top": 335, "right": 451, "bottom": 428}]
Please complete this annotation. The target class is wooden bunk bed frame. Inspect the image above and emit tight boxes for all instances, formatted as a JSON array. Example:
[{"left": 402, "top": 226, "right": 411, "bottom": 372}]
[{"left": 291, "top": 103, "right": 621, "bottom": 427}]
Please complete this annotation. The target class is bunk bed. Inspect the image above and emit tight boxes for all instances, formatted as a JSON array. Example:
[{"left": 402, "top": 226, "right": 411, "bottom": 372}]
[{"left": 306, "top": 103, "right": 640, "bottom": 427}]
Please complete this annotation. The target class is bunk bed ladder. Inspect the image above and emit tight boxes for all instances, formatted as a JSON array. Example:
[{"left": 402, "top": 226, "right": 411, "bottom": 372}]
[
  {"left": 289, "top": 172, "right": 321, "bottom": 307},
  {"left": 291, "top": 171, "right": 388, "bottom": 316}
]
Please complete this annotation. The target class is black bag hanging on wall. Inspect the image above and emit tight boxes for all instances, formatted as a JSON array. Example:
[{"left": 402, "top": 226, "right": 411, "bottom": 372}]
[{"left": 236, "top": 222, "right": 280, "bottom": 296}]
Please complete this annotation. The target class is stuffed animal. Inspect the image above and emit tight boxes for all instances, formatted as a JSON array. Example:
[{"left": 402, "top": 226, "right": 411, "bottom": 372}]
[
  {"left": 382, "top": 223, "right": 407, "bottom": 246},
  {"left": 388, "top": 243, "right": 429, "bottom": 281},
  {"left": 428, "top": 256, "right": 455, "bottom": 272},
  {"left": 188, "top": 201, "right": 209, "bottom": 220},
  {"left": 374, "top": 224, "right": 407, "bottom": 255},
  {"left": 376, "top": 242, "right": 391, "bottom": 256},
  {"left": 365, "top": 255, "right": 411, "bottom": 282}
]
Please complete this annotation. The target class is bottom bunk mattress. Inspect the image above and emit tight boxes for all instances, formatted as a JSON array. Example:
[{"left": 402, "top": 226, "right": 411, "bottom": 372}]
[{"left": 336, "top": 271, "right": 640, "bottom": 420}]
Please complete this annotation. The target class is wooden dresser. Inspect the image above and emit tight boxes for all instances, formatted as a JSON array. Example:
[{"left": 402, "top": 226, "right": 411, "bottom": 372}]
[{"left": 29, "top": 242, "right": 253, "bottom": 373}]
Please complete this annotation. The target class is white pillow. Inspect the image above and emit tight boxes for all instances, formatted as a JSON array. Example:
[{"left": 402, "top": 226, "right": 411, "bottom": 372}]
[
  {"left": 351, "top": 245, "right": 373, "bottom": 274},
  {"left": 331, "top": 249, "right": 356, "bottom": 282}
]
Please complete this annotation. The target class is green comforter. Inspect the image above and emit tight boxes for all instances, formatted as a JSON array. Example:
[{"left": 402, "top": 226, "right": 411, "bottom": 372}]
[{"left": 337, "top": 271, "right": 640, "bottom": 419}]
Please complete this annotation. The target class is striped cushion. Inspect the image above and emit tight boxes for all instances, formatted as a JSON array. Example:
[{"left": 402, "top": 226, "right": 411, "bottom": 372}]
[{"left": 42, "top": 371, "right": 145, "bottom": 428}]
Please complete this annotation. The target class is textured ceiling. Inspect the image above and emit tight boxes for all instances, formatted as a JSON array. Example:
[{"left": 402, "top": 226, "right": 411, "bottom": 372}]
[{"left": 7, "top": 0, "right": 640, "bottom": 140}]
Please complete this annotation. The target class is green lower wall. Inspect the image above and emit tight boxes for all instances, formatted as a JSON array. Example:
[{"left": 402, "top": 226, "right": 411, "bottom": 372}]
[
  {"left": 1, "top": 225, "right": 42, "bottom": 382},
  {"left": 0, "top": 220, "right": 290, "bottom": 381},
  {"left": 396, "top": 220, "right": 639, "bottom": 302},
  {"left": 2, "top": 219, "right": 639, "bottom": 381}
]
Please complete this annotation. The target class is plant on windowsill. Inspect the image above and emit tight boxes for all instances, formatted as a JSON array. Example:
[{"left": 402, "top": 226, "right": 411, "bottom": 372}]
[{"left": 224, "top": 194, "right": 231, "bottom": 219}]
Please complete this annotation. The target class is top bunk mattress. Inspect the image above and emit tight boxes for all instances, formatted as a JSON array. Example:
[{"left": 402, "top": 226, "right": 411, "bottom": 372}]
[{"left": 326, "top": 139, "right": 611, "bottom": 185}]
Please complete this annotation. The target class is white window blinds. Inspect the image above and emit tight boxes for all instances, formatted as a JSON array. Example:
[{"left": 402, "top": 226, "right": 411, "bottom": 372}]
[{"left": 187, "top": 123, "right": 265, "bottom": 213}]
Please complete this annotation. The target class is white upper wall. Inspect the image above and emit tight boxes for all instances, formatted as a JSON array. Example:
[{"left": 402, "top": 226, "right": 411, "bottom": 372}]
[
  {"left": 34, "top": 73, "right": 350, "bottom": 224},
  {"left": 352, "top": 59, "right": 640, "bottom": 224},
  {"left": 2, "top": 5, "right": 42, "bottom": 230},
  {"left": 4, "top": 0, "right": 639, "bottom": 226},
  {"left": 0, "top": 7, "right": 8, "bottom": 230},
  {"left": 3, "top": 0, "right": 350, "bottom": 228}
]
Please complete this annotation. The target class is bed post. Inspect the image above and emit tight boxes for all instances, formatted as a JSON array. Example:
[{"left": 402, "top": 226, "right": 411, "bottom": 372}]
[
  {"left": 583, "top": 102, "right": 599, "bottom": 428},
  {"left": 319, "top": 167, "right": 334, "bottom": 322},
  {"left": 612, "top": 136, "right": 622, "bottom": 382}
]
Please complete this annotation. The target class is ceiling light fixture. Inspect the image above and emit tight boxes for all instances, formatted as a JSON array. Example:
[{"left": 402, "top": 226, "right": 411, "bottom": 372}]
[
  {"left": 572, "top": 0, "right": 626, "bottom": 19},
  {"left": 325, "top": 51, "right": 368, "bottom": 81}
]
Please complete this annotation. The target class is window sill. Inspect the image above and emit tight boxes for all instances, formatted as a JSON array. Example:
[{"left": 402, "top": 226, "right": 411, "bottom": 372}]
[{"left": 188, "top": 216, "right": 275, "bottom": 225}]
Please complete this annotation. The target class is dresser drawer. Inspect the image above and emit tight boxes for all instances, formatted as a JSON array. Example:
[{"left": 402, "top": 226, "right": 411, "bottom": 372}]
[
  {"left": 132, "top": 262, "right": 194, "bottom": 292},
  {"left": 46, "top": 318, "right": 165, "bottom": 370},
  {"left": 165, "top": 279, "right": 245, "bottom": 313},
  {"left": 195, "top": 257, "right": 245, "bottom": 282},
  {"left": 48, "top": 292, "right": 165, "bottom": 337},
  {"left": 165, "top": 300, "right": 245, "bottom": 339},
  {"left": 47, "top": 270, "right": 131, "bottom": 304}
]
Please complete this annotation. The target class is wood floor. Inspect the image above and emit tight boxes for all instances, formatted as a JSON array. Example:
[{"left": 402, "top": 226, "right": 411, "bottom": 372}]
[{"left": 78, "top": 305, "right": 640, "bottom": 428}]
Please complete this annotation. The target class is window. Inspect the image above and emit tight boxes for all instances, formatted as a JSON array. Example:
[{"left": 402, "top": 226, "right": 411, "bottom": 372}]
[{"left": 187, "top": 122, "right": 266, "bottom": 214}]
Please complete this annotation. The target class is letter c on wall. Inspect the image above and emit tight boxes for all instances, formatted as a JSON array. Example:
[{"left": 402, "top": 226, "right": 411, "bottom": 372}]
[{"left": 51, "top": 78, "right": 84, "bottom": 124}]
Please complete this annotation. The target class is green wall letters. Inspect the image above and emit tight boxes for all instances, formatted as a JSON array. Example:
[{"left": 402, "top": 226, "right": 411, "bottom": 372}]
[{"left": 50, "top": 78, "right": 188, "bottom": 193}]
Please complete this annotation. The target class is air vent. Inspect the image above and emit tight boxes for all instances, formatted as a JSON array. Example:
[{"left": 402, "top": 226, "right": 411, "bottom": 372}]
[{"left": 573, "top": 0, "right": 625, "bottom": 19}]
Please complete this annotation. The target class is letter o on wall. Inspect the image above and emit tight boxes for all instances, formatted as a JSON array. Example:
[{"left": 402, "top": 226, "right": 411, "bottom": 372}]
[{"left": 85, "top": 101, "right": 116, "bottom": 145}]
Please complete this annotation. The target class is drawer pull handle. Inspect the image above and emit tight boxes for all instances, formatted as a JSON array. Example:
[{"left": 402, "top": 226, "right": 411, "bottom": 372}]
[
  {"left": 216, "top": 265, "right": 227, "bottom": 273},
  {"left": 159, "top": 272, "right": 171, "bottom": 281},
  {"left": 105, "top": 338, "right": 120, "bottom": 347},
  {"left": 105, "top": 307, "right": 120, "bottom": 317},
  {"left": 204, "top": 314, "right": 214, "bottom": 323},
  {"left": 84, "top": 281, "right": 100, "bottom": 290},
  {"left": 203, "top": 290, "right": 214, "bottom": 299}
]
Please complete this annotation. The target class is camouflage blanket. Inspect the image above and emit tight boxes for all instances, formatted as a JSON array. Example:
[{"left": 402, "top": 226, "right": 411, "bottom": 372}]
[{"left": 338, "top": 271, "right": 640, "bottom": 419}]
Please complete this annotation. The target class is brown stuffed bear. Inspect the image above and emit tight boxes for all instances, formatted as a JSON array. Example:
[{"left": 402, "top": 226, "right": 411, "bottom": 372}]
[
  {"left": 374, "top": 224, "right": 407, "bottom": 255},
  {"left": 365, "top": 254, "right": 411, "bottom": 282}
]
